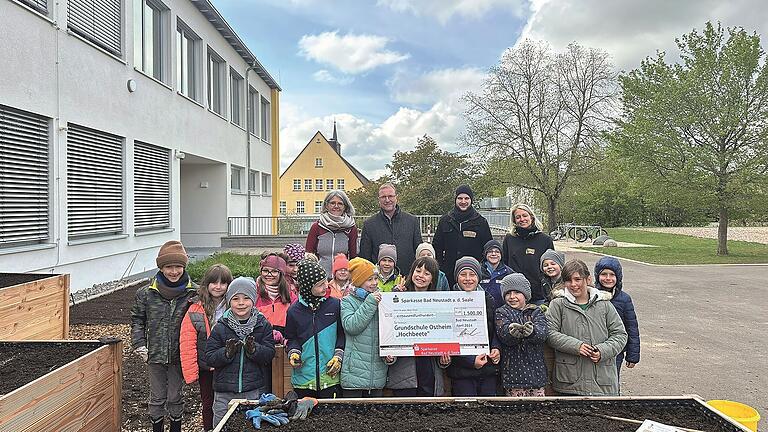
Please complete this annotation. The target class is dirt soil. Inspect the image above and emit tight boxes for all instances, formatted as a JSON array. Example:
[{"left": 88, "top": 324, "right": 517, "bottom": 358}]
[
  {"left": 0, "top": 272, "right": 57, "bottom": 288},
  {"left": 0, "top": 342, "right": 101, "bottom": 395}
]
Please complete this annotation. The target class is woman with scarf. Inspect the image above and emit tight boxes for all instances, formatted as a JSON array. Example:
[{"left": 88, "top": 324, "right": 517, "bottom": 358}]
[
  {"left": 305, "top": 190, "right": 358, "bottom": 277},
  {"left": 502, "top": 204, "right": 555, "bottom": 306},
  {"left": 432, "top": 185, "right": 493, "bottom": 287}
]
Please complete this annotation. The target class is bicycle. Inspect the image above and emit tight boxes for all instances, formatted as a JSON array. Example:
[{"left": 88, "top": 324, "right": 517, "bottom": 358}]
[{"left": 550, "top": 224, "right": 608, "bottom": 243}]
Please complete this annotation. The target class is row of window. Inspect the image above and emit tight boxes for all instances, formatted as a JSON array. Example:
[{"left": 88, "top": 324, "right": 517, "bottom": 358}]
[
  {"left": 0, "top": 104, "right": 171, "bottom": 248},
  {"left": 16, "top": 0, "right": 271, "bottom": 141},
  {"left": 277, "top": 201, "right": 327, "bottom": 215},
  {"left": 230, "top": 166, "right": 271, "bottom": 195},
  {"left": 292, "top": 178, "right": 345, "bottom": 192}
]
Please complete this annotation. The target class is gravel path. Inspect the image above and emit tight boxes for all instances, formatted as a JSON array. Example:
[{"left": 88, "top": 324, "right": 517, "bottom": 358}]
[{"left": 637, "top": 227, "right": 768, "bottom": 244}]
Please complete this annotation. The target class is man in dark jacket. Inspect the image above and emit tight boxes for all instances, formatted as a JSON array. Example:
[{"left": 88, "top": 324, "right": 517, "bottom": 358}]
[
  {"left": 359, "top": 183, "right": 422, "bottom": 275},
  {"left": 432, "top": 185, "right": 493, "bottom": 286}
]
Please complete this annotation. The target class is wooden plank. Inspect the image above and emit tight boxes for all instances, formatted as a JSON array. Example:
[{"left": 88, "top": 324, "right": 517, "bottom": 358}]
[
  {"left": 20, "top": 375, "right": 115, "bottom": 432},
  {"left": 0, "top": 275, "right": 69, "bottom": 341},
  {"left": 61, "top": 275, "right": 70, "bottom": 339},
  {"left": 271, "top": 347, "right": 284, "bottom": 397},
  {"left": 109, "top": 340, "right": 123, "bottom": 430},
  {"left": 0, "top": 305, "right": 65, "bottom": 340}
]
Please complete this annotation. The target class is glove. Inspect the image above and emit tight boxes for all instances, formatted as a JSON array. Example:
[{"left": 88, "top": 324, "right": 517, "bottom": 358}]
[
  {"left": 258, "top": 393, "right": 278, "bottom": 404},
  {"left": 134, "top": 346, "right": 148, "bottom": 363},
  {"left": 538, "top": 303, "right": 549, "bottom": 313},
  {"left": 244, "top": 335, "right": 257, "bottom": 356},
  {"left": 225, "top": 339, "right": 242, "bottom": 359},
  {"left": 326, "top": 355, "right": 342, "bottom": 376},
  {"left": 521, "top": 321, "right": 534, "bottom": 337},
  {"left": 272, "top": 330, "right": 285, "bottom": 344},
  {"left": 287, "top": 397, "right": 318, "bottom": 420},
  {"left": 289, "top": 351, "right": 302, "bottom": 368},
  {"left": 509, "top": 322, "right": 525, "bottom": 338},
  {"left": 245, "top": 408, "right": 290, "bottom": 429}
]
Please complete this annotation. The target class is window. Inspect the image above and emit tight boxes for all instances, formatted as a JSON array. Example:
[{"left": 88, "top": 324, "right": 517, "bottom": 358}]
[
  {"left": 230, "top": 166, "right": 242, "bottom": 191},
  {"left": 337, "top": 179, "right": 345, "bottom": 190},
  {"left": 176, "top": 21, "right": 201, "bottom": 100},
  {"left": 69, "top": 0, "right": 122, "bottom": 56},
  {"left": 248, "top": 87, "right": 259, "bottom": 135},
  {"left": 207, "top": 49, "right": 226, "bottom": 115},
  {"left": 133, "top": 0, "right": 168, "bottom": 81},
  {"left": 304, "top": 179, "right": 312, "bottom": 191},
  {"left": 134, "top": 141, "right": 170, "bottom": 232},
  {"left": 18, "top": 0, "right": 48, "bottom": 14},
  {"left": 292, "top": 178, "right": 301, "bottom": 191},
  {"left": 315, "top": 179, "right": 323, "bottom": 191},
  {"left": 279, "top": 201, "right": 286, "bottom": 215},
  {"left": 261, "top": 173, "right": 271, "bottom": 195},
  {"left": 296, "top": 201, "right": 305, "bottom": 214},
  {"left": 314, "top": 201, "right": 323, "bottom": 214},
  {"left": 67, "top": 124, "right": 124, "bottom": 239},
  {"left": 230, "top": 69, "right": 244, "bottom": 126},
  {"left": 315, "top": 158, "right": 323, "bottom": 167},
  {"left": 326, "top": 179, "right": 334, "bottom": 190},
  {"left": 0, "top": 104, "right": 50, "bottom": 248},
  {"left": 260, "top": 96, "right": 270, "bottom": 142},
  {"left": 248, "top": 170, "right": 258, "bottom": 193}
]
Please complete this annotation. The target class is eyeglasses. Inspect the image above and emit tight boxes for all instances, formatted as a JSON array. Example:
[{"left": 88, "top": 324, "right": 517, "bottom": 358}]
[
  {"left": 486, "top": 250, "right": 501, "bottom": 255},
  {"left": 261, "top": 268, "right": 280, "bottom": 276},
  {"left": 378, "top": 195, "right": 396, "bottom": 200}
]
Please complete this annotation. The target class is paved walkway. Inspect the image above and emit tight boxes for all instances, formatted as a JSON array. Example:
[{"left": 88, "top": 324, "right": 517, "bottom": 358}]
[
  {"left": 638, "top": 227, "right": 768, "bottom": 244},
  {"left": 570, "top": 251, "right": 767, "bottom": 429}
]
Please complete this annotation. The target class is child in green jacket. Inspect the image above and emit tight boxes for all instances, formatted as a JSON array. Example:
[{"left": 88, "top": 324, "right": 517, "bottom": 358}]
[{"left": 376, "top": 244, "right": 403, "bottom": 292}]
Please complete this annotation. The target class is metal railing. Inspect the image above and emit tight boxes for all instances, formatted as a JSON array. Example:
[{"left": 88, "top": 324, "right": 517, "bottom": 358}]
[{"left": 227, "top": 215, "right": 444, "bottom": 237}]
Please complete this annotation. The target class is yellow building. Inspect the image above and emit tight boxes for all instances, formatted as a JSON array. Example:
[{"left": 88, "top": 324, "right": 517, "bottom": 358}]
[{"left": 279, "top": 124, "right": 369, "bottom": 214}]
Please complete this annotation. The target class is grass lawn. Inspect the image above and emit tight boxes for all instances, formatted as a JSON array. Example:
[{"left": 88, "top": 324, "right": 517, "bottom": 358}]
[
  {"left": 581, "top": 228, "right": 768, "bottom": 265},
  {"left": 187, "top": 251, "right": 260, "bottom": 280}
]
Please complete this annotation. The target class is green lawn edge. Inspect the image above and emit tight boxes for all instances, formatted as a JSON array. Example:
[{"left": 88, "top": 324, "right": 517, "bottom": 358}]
[{"left": 580, "top": 228, "right": 768, "bottom": 265}]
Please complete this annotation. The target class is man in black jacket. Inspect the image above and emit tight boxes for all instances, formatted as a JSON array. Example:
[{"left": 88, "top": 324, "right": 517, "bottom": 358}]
[{"left": 359, "top": 183, "right": 422, "bottom": 275}]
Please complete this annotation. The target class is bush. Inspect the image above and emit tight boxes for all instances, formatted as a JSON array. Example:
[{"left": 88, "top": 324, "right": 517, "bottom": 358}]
[{"left": 187, "top": 252, "right": 260, "bottom": 282}]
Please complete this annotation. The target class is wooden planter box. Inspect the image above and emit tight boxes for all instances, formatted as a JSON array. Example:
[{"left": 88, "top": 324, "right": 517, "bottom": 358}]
[
  {"left": 0, "top": 273, "right": 70, "bottom": 340},
  {"left": 270, "top": 345, "right": 293, "bottom": 398},
  {"left": 0, "top": 340, "right": 123, "bottom": 432}
]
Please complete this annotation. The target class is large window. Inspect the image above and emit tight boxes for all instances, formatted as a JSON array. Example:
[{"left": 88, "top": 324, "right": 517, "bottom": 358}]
[
  {"left": 296, "top": 201, "right": 305, "bottom": 214},
  {"left": 69, "top": 0, "right": 122, "bottom": 56},
  {"left": 207, "top": 49, "right": 226, "bottom": 115},
  {"left": 133, "top": 0, "right": 168, "bottom": 81},
  {"left": 279, "top": 201, "right": 286, "bottom": 215},
  {"left": 134, "top": 141, "right": 170, "bottom": 232},
  {"left": 314, "top": 201, "right": 323, "bottom": 214},
  {"left": 176, "top": 21, "right": 200, "bottom": 101},
  {"left": 67, "top": 124, "right": 124, "bottom": 239},
  {"left": 326, "top": 179, "right": 334, "bottom": 190},
  {"left": 248, "top": 87, "right": 259, "bottom": 135},
  {"left": 230, "top": 166, "right": 242, "bottom": 191},
  {"left": 304, "top": 179, "right": 312, "bottom": 191},
  {"left": 260, "top": 96, "right": 270, "bottom": 142},
  {"left": 18, "top": 0, "right": 48, "bottom": 14},
  {"left": 261, "top": 173, "right": 271, "bottom": 195},
  {"left": 292, "top": 178, "right": 301, "bottom": 191},
  {"left": 230, "top": 69, "right": 244, "bottom": 126},
  {"left": 0, "top": 105, "right": 50, "bottom": 248}
]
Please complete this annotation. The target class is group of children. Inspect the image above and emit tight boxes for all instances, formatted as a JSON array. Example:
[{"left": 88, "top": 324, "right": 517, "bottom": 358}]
[{"left": 131, "top": 238, "right": 640, "bottom": 432}]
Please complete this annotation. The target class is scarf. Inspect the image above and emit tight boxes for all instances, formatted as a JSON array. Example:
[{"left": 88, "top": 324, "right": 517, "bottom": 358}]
[
  {"left": 223, "top": 308, "right": 261, "bottom": 340},
  {"left": 155, "top": 271, "right": 190, "bottom": 300},
  {"left": 450, "top": 205, "right": 478, "bottom": 224},
  {"left": 264, "top": 284, "right": 280, "bottom": 301},
  {"left": 514, "top": 224, "right": 539, "bottom": 238},
  {"left": 318, "top": 211, "right": 356, "bottom": 231}
]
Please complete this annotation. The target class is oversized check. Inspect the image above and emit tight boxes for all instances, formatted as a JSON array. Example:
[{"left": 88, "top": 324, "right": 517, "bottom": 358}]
[{"left": 378, "top": 290, "right": 489, "bottom": 357}]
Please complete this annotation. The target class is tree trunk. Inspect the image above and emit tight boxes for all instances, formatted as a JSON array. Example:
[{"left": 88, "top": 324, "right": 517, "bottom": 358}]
[
  {"left": 546, "top": 197, "right": 558, "bottom": 234},
  {"left": 717, "top": 205, "right": 729, "bottom": 256}
]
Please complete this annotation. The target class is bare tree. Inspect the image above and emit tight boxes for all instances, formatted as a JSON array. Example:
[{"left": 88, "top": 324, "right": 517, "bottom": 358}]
[{"left": 464, "top": 40, "right": 617, "bottom": 232}]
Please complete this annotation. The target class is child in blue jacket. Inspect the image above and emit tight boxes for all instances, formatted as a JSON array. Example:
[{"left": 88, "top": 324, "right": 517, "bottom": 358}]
[
  {"left": 479, "top": 239, "right": 515, "bottom": 308},
  {"left": 284, "top": 259, "right": 345, "bottom": 398},
  {"left": 594, "top": 256, "right": 640, "bottom": 382}
]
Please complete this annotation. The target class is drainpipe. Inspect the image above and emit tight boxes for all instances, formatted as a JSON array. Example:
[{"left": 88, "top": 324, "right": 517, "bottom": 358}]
[{"left": 244, "top": 63, "right": 258, "bottom": 235}]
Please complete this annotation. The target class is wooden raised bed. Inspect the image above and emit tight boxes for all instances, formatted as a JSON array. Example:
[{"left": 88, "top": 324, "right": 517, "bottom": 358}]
[
  {"left": 270, "top": 345, "right": 293, "bottom": 398},
  {"left": 0, "top": 339, "right": 123, "bottom": 432},
  {"left": 0, "top": 273, "right": 70, "bottom": 340}
]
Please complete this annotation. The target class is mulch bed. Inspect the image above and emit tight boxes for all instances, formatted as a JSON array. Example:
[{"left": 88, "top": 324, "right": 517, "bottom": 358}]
[{"left": 0, "top": 342, "right": 102, "bottom": 395}]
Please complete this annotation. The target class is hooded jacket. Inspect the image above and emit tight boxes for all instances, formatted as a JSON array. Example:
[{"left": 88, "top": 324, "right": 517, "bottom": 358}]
[
  {"left": 502, "top": 229, "right": 554, "bottom": 303},
  {"left": 594, "top": 257, "right": 640, "bottom": 364},
  {"left": 432, "top": 207, "right": 493, "bottom": 287}
]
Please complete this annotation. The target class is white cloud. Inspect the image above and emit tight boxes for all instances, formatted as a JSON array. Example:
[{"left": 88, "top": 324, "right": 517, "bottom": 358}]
[
  {"left": 312, "top": 69, "right": 354, "bottom": 85},
  {"left": 387, "top": 67, "right": 486, "bottom": 105},
  {"left": 298, "top": 31, "right": 410, "bottom": 74},
  {"left": 377, "top": 0, "right": 525, "bottom": 24}
]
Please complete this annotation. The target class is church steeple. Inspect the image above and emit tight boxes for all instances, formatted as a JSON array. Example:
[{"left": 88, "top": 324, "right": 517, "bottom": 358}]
[
  {"left": 332, "top": 120, "right": 338, "bottom": 142},
  {"left": 329, "top": 121, "right": 340, "bottom": 155}
]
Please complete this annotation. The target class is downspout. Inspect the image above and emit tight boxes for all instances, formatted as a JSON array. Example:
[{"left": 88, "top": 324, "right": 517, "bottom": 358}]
[{"left": 244, "top": 64, "right": 258, "bottom": 235}]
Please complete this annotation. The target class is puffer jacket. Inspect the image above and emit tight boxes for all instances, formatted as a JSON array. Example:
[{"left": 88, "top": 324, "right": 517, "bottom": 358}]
[
  {"left": 594, "top": 257, "right": 640, "bottom": 364},
  {"left": 432, "top": 208, "right": 493, "bottom": 287},
  {"left": 480, "top": 262, "right": 515, "bottom": 308},
  {"left": 255, "top": 290, "right": 298, "bottom": 333},
  {"left": 495, "top": 304, "right": 548, "bottom": 389},
  {"left": 130, "top": 275, "right": 197, "bottom": 364},
  {"left": 179, "top": 298, "right": 212, "bottom": 383},
  {"left": 340, "top": 290, "right": 388, "bottom": 390},
  {"left": 546, "top": 287, "right": 627, "bottom": 396},
  {"left": 204, "top": 310, "right": 275, "bottom": 393}
]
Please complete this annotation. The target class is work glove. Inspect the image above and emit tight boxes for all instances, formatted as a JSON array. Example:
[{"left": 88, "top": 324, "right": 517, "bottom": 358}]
[
  {"left": 272, "top": 330, "right": 285, "bottom": 344},
  {"left": 244, "top": 335, "right": 257, "bottom": 356},
  {"left": 259, "top": 393, "right": 278, "bottom": 404},
  {"left": 538, "top": 303, "right": 548, "bottom": 313},
  {"left": 284, "top": 397, "right": 318, "bottom": 420},
  {"left": 134, "top": 346, "right": 148, "bottom": 363},
  {"left": 521, "top": 321, "right": 534, "bottom": 337},
  {"left": 245, "top": 408, "right": 290, "bottom": 429},
  {"left": 509, "top": 322, "right": 526, "bottom": 338},
  {"left": 326, "top": 349, "right": 343, "bottom": 376},
  {"left": 289, "top": 351, "right": 303, "bottom": 368},
  {"left": 225, "top": 338, "right": 242, "bottom": 359}
]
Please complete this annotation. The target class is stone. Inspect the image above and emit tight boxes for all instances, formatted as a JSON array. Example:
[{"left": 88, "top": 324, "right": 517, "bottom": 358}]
[
  {"left": 592, "top": 235, "right": 611, "bottom": 245},
  {"left": 603, "top": 239, "right": 618, "bottom": 247}
]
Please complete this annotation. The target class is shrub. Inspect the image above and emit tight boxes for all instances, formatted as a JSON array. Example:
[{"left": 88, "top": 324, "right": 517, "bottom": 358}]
[{"left": 187, "top": 252, "right": 260, "bottom": 282}]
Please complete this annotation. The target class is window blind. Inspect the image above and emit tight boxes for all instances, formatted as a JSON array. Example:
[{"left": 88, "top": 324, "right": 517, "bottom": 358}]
[{"left": 134, "top": 141, "right": 170, "bottom": 231}]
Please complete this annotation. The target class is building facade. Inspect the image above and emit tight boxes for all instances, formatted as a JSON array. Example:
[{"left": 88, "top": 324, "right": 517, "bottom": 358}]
[
  {"left": 0, "top": 0, "right": 281, "bottom": 291},
  {"left": 279, "top": 126, "right": 369, "bottom": 215}
]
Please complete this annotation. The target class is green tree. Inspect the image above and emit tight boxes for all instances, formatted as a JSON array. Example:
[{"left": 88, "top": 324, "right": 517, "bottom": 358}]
[
  {"left": 615, "top": 22, "right": 768, "bottom": 255},
  {"left": 347, "top": 177, "right": 389, "bottom": 216}
]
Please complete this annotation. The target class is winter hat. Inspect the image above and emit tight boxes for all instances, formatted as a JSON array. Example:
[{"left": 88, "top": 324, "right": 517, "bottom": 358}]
[
  {"left": 483, "top": 239, "right": 503, "bottom": 257},
  {"left": 454, "top": 256, "right": 482, "bottom": 282},
  {"left": 378, "top": 244, "right": 397, "bottom": 264},
  {"left": 455, "top": 184, "right": 474, "bottom": 202},
  {"left": 332, "top": 253, "right": 350, "bottom": 275},
  {"left": 260, "top": 254, "right": 287, "bottom": 275},
  {"left": 156, "top": 240, "right": 188, "bottom": 268},
  {"left": 416, "top": 242, "right": 436, "bottom": 258},
  {"left": 283, "top": 243, "right": 306, "bottom": 263},
  {"left": 540, "top": 249, "right": 566, "bottom": 271},
  {"left": 500, "top": 273, "right": 531, "bottom": 301},
  {"left": 349, "top": 257, "right": 376, "bottom": 287},
  {"left": 594, "top": 256, "right": 623, "bottom": 292},
  {"left": 296, "top": 259, "right": 328, "bottom": 310},
  {"left": 226, "top": 277, "right": 257, "bottom": 305}
]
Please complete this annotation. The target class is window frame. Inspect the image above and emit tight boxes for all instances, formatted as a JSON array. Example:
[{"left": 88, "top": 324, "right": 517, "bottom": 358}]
[
  {"left": 133, "top": 0, "right": 169, "bottom": 82},
  {"left": 337, "top": 178, "right": 345, "bottom": 190},
  {"left": 315, "top": 178, "right": 323, "bottom": 191},
  {"left": 230, "top": 165, "right": 243, "bottom": 192},
  {"left": 279, "top": 201, "right": 286, "bottom": 215},
  {"left": 133, "top": 141, "right": 171, "bottom": 232},
  {"left": 296, "top": 201, "right": 305, "bottom": 214},
  {"left": 315, "top": 157, "right": 323, "bottom": 167},
  {"left": 176, "top": 20, "right": 201, "bottom": 101},
  {"left": 326, "top": 179, "right": 334, "bottom": 190},
  {"left": 260, "top": 96, "right": 270, "bottom": 143},
  {"left": 261, "top": 173, "right": 271, "bottom": 196},
  {"left": 207, "top": 48, "right": 227, "bottom": 116},
  {"left": 304, "top": 179, "right": 312, "bottom": 191},
  {"left": 292, "top": 178, "right": 301, "bottom": 191},
  {"left": 230, "top": 68, "right": 244, "bottom": 126},
  {"left": 248, "top": 169, "right": 259, "bottom": 193},
  {"left": 247, "top": 86, "right": 259, "bottom": 136}
]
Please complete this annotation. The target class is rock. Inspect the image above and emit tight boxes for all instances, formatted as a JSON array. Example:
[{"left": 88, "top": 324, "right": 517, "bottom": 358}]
[
  {"left": 592, "top": 235, "right": 611, "bottom": 245},
  {"left": 603, "top": 239, "right": 618, "bottom": 247}
]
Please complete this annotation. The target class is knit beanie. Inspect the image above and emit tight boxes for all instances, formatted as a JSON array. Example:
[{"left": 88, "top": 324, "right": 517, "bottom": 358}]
[
  {"left": 455, "top": 184, "right": 474, "bottom": 201},
  {"left": 283, "top": 243, "right": 306, "bottom": 263},
  {"left": 415, "top": 242, "right": 436, "bottom": 258},
  {"left": 226, "top": 277, "right": 257, "bottom": 306},
  {"left": 156, "top": 240, "right": 188, "bottom": 268},
  {"left": 296, "top": 259, "right": 327, "bottom": 310},
  {"left": 540, "top": 249, "right": 566, "bottom": 271},
  {"left": 348, "top": 257, "right": 376, "bottom": 287},
  {"left": 332, "top": 253, "right": 350, "bottom": 275},
  {"left": 500, "top": 273, "right": 531, "bottom": 301},
  {"left": 378, "top": 244, "right": 397, "bottom": 264},
  {"left": 454, "top": 256, "right": 482, "bottom": 282},
  {"left": 483, "top": 239, "right": 502, "bottom": 257},
  {"left": 261, "top": 254, "right": 286, "bottom": 274}
]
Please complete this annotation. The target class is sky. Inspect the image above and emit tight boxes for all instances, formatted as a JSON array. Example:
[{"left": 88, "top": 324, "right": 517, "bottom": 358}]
[{"left": 213, "top": 0, "right": 767, "bottom": 179}]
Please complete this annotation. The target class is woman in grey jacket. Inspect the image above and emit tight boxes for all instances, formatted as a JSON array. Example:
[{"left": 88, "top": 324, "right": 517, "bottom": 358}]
[{"left": 546, "top": 259, "right": 627, "bottom": 396}]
